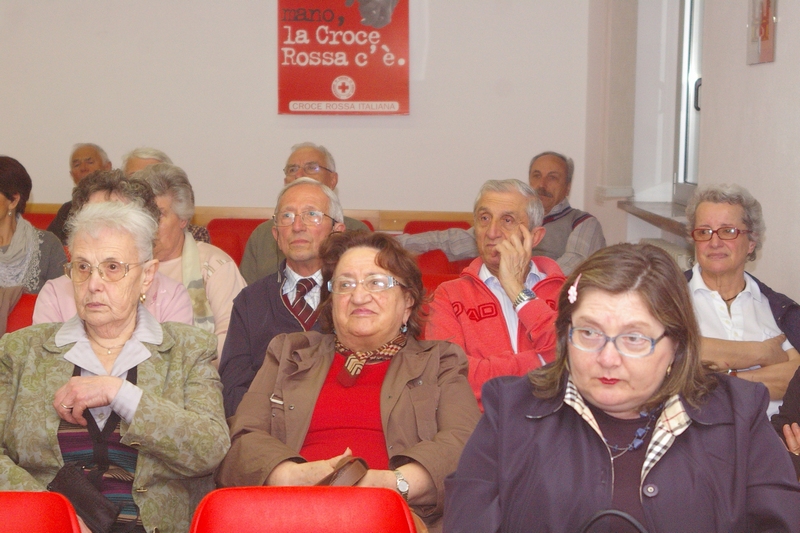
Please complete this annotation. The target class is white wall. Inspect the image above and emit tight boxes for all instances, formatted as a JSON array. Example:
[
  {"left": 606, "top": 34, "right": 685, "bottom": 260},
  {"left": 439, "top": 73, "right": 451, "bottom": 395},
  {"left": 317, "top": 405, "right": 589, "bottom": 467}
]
[
  {"left": 699, "top": 0, "right": 800, "bottom": 299},
  {"left": 0, "top": 1, "right": 590, "bottom": 213}
]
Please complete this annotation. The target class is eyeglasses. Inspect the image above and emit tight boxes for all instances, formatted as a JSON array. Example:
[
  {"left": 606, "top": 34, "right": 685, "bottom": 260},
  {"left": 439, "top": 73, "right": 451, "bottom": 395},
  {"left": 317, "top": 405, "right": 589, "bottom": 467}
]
[
  {"left": 568, "top": 326, "right": 666, "bottom": 358},
  {"left": 691, "top": 227, "right": 751, "bottom": 242},
  {"left": 64, "top": 261, "right": 145, "bottom": 283},
  {"left": 283, "top": 162, "right": 333, "bottom": 176},
  {"left": 327, "top": 274, "right": 405, "bottom": 294},
  {"left": 273, "top": 210, "right": 337, "bottom": 227}
]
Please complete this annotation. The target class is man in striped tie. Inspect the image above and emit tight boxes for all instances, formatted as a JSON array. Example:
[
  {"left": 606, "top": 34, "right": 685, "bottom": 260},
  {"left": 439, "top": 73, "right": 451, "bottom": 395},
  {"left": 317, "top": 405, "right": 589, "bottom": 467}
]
[{"left": 219, "top": 178, "right": 345, "bottom": 417}]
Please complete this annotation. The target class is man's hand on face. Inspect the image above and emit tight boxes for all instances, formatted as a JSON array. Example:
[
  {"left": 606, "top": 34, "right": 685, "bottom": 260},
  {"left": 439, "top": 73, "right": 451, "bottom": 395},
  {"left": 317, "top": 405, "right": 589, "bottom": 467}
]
[{"left": 496, "top": 223, "right": 534, "bottom": 301}]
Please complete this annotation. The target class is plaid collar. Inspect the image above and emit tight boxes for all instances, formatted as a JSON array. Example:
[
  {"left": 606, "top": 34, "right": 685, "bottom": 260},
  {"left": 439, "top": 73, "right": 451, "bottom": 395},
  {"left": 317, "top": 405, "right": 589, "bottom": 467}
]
[{"left": 564, "top": 378, "right": 692, "bottom": 482}]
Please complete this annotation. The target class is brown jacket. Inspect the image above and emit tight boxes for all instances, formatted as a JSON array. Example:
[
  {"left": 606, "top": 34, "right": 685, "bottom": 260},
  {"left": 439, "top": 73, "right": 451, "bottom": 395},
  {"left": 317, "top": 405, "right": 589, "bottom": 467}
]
[{"left": 216, "top": 331, "right": 480, "bottom": 523}]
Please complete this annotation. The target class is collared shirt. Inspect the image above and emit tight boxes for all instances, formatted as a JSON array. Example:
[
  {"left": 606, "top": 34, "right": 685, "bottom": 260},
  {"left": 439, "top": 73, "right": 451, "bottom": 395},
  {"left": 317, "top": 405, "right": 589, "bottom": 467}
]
[
  {"left": 282, "top": 266, "right": 323, "bottom": 310},
  {"left": 689, "top": 263, "right": 793, "bottom": 351},
  {"left": 563, "top": 377, "right": 691, "bottom": 483},
  {"left": 54, "top": 305, "right": 162, "bottom": 430},
  {"left": 689, "top": 263, "right": 791, "bottom": 415},
  {"left": 479, "top": 260, "right": 545, "bottom": 353}
]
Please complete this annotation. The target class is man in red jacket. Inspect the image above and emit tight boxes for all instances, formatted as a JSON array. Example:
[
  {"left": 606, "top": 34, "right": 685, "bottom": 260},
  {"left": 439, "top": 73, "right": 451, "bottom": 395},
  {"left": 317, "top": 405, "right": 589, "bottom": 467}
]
[{"left": 424, "top": 179, "right": 565, "bottom": 407}]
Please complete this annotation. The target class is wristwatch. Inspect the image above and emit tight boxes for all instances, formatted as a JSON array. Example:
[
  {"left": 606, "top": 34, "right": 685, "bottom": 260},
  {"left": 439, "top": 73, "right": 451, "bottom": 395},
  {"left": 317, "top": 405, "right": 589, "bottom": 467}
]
[
  {"left": 514, "top": 288, "right": 537, "bottom": 307},
  {"left": 393, "top": 470, "right": 409, "bottom": 501}
]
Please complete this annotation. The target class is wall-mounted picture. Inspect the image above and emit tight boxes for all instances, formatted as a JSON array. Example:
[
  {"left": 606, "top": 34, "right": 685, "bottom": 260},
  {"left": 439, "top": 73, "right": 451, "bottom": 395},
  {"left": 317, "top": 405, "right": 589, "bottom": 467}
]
[{"left": 747, "top": 0, "right": 776, "bottom": 64}]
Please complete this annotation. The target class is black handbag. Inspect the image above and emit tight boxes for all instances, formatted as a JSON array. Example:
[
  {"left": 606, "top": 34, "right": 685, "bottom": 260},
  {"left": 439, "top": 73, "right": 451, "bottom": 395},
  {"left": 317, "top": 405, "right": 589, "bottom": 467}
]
[
  {"left": 48, "top": 462, "right": 123, "bottom": 533},
  {"left": 48, "top": 366, "right": 139, "bottom": 533}
]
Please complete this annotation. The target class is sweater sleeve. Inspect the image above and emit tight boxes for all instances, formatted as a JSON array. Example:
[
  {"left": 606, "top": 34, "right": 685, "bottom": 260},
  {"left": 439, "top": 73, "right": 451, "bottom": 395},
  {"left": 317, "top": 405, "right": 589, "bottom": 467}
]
[{"left": 200, "top": 244, "right": 247, "bottom": 357}]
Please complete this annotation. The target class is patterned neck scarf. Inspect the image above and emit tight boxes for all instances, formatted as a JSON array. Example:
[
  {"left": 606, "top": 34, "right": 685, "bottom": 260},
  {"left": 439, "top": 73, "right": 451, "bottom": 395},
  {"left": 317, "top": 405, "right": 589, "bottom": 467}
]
[
  {"left": 180, "top": 231, "right": 215, "bottom": 334},
  {"left": 335, "top": 333, "right": 407, "bottom": 387}
]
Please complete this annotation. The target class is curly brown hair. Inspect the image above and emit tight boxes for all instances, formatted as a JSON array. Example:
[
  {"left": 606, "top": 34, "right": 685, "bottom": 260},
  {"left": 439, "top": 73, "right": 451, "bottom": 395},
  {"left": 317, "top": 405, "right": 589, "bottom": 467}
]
[
  {"left": 317, "top": 231, "right": 428, "bottom": 338},
  {"left": 70, "top": 169, "right": 160, "bottom": 223}
]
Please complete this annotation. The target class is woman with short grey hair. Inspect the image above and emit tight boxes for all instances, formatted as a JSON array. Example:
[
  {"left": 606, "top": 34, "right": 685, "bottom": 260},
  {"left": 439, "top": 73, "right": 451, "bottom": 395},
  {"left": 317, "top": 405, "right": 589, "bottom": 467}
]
[
  {"left": 0, "top": 201, "right": 229, "bottom": 533},
  {"left": 684, "top": 183, "right": 800, "bottom": 418},
  {"left": 135, "top": 163, "right": 246, "bottom": 360}
]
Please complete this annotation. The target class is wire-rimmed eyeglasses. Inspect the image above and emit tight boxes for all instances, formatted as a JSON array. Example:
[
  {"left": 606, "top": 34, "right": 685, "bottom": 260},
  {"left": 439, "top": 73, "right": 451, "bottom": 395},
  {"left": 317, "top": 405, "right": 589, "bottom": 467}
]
[
  {"left": 64, "top": 261, "right": 145, "bottom": 283},
  {"left": 327, "top": 274, "right": 405, "bottom": 294},
  {"left": 568, "top": 326, "right": 666, "bottom": 358},
  {"left": 273, "top": 210, "right": 337, "bottom": 227},
  {"left": 283, "top": 162, "right": 333, "bottom": 177}
]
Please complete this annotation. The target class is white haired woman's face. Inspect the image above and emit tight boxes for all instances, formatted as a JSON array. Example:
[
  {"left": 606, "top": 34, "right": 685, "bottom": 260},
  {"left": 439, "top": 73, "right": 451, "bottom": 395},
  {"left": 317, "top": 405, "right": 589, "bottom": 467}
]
[{"left": 71, "top": 227, "right": 156, "bottom": 334}]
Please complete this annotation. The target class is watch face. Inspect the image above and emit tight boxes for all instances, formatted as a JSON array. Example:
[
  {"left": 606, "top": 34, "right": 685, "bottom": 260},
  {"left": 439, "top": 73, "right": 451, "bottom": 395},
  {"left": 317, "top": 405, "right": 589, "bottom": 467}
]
[{"left": 398, "top": 479, "right": 410, "bottom": 492}]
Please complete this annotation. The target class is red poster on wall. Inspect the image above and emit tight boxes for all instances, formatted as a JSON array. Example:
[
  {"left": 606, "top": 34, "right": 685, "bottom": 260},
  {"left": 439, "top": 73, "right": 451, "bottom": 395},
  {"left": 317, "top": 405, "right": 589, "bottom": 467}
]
[{"left": 278, "top": 0, "right": 409, "bottom": 115}]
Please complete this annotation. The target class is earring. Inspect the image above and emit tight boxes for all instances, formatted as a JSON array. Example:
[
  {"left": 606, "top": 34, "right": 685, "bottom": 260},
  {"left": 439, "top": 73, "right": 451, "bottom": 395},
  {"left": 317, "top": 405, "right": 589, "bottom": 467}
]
[
  {"left": 400, "top": 323, "right": 408, "bottom": 334},
  {"left": 666, "top": 363, "right": 672, "bottom": 377},
  {"left": 139, "top": 293, "right": 147, "bottom": 304},
  {"left": 7, "top": 211, "right": 12, "bottom": 217}
]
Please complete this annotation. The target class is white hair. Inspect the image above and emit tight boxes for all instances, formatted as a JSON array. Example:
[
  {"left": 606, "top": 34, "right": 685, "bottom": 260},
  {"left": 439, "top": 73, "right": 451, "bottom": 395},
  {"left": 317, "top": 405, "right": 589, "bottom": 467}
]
[
  {"left": 71, "top": 143, "right": 110, "bottom": 166},
  {"left": 276, "top": 177, "right": 344, "bottom": 223},
  {"left": 66, "top": 202, "right": 158, "bottom": 262},
  {"left": 122, "top": 147, "right": 172, "bottom": 168},
  {"left": 474, "top": 179, "right": 544, "bottom": 229}
]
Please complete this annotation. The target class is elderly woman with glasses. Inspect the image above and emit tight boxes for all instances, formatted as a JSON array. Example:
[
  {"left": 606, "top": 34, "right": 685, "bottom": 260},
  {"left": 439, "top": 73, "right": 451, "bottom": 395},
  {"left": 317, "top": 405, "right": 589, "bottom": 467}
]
[
  {"left": 445, "top": 243, "right": 800, "bottom": 533},
  {"left": 684, "top": 184, "right": 800, "bottom": 417},
  {"left": 218, "top": 231, "right": 480, "bottom": 531},
  {"left": 135, "top": 163, "right": 246, "bottom": 359},
  {"left": 0, "top": 202, "right": 229, "bottom": 533}
]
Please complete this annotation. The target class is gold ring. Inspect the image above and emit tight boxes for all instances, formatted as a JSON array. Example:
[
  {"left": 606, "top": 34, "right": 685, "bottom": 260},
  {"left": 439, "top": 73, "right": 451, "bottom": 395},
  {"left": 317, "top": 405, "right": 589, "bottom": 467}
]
[{"left": 60, "top": 403, "right": 73, "bottom": 410}]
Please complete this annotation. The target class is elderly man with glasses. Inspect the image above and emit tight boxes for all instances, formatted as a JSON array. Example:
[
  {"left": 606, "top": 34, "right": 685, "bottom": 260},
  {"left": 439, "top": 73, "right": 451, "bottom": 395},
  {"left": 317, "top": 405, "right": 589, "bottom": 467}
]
[
  {"left": 220, "top": 178, "right": 346, "bottom": 417},
  {"left": 240, "top": 142, "right": 369, "bottom": 284}
]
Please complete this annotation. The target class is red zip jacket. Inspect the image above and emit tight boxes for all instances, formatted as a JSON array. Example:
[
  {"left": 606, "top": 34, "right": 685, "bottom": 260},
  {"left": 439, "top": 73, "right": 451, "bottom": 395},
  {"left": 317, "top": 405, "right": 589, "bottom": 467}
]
[{"left": 424, "top": 256, "right": 565, "bottom": 408}]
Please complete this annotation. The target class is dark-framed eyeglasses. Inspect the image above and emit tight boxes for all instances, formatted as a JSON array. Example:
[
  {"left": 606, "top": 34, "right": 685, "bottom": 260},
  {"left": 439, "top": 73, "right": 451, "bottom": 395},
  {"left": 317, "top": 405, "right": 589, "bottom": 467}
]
[
  {"left": 64, "top": 261, "right": 145, "bottom": 283},
  {"left": 327, "top": 274, "right": 405, "bottom": 294},
  {"left": 568, "top": 325, "right": 666, "bottom": 358},
  {"left": 691, "top": 227, "right": 751, "bottom": 242},
  {"left": 273, "top": 210, "right": 337, "bottom": 227},
  {"left": 283, "top": 162, "right": 333, "bottom": 176}
]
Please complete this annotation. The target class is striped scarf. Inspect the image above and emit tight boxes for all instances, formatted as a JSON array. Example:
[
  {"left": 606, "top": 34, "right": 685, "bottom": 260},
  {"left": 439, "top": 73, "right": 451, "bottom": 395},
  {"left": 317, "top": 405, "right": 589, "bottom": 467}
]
[{"left": 335, "top": 333, "right": 407, "bottom": 387}]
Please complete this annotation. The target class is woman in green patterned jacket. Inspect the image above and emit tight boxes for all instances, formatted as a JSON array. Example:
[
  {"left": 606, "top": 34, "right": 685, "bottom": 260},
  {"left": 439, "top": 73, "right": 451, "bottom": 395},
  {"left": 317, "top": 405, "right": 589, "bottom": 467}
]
[{"left": 0, "top": 201, "right": 229, "bottom": 533}]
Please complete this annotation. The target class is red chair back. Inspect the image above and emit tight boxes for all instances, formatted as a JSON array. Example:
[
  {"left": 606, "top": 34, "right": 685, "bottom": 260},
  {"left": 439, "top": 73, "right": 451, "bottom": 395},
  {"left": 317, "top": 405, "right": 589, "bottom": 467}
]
[
  {"left": 0, "top": 491, "right": 81, "bottom": 533},
  {"left": 190, "top": 486, "right": 417, "bottom": 533},
  {"left": 403, "top": 220, "right": 471, "bottom": 234},
  {"left": 6, "top": 293, "right": 37, "bottom": 333},
  {"left": 206, "top": 218, "right": 267, "bottom": 266}
]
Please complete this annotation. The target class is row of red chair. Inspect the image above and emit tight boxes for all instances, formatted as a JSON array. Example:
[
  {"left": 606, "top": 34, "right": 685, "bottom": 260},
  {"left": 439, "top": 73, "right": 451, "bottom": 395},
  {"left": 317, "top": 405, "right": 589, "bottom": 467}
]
[{"left": 0, "top": 487, "right": 418, "bottom": 533}]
